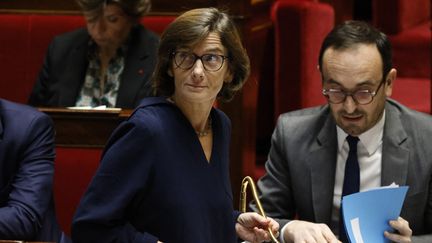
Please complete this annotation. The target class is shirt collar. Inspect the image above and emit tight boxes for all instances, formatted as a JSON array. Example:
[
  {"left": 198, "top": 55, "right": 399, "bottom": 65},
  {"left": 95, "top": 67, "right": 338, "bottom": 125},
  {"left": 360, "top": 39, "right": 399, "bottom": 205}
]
[
  {"left": 336, "top": 110, "right": 385, "bottom": 155},
  {"left": 87, "top": 38, "right": 129, "bottom": 60}
]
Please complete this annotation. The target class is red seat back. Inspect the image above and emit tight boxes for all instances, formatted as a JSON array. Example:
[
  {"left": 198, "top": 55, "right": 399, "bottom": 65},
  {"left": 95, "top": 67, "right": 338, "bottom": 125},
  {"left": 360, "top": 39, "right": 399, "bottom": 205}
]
[
  {"left": 271, "top": 0, "right": 334, "bottom": 118},
  {"left": 54, "top": 147, "right": 102, "bottom": 236}
]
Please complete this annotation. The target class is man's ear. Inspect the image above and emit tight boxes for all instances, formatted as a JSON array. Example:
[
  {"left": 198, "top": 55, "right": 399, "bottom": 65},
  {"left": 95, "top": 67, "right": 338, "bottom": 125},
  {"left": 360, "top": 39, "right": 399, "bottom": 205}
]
[
  {"left": 317, "top": 65, "right": 325, "bottom": 85},
  {"left": 384, "top": 68, "right": 397, "bottom": 97}
]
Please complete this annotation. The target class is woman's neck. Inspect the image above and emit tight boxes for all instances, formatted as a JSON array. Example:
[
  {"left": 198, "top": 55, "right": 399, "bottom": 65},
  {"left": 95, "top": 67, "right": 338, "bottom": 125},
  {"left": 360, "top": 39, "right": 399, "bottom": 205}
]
[
  {"left": 169, "top": 96, "right": 214, "bottom": 134},
  {"left": 98, "top": 45, "right": 118, "bottom": 62}
]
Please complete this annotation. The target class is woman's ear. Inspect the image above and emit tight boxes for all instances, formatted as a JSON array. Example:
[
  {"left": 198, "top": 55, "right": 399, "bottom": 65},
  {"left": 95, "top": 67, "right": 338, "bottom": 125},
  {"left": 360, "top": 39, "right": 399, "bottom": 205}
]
[
  {"left": 167, "top": 68, "right": 173, "bottom": 77},
  {"left": 224, "top": 70, "right": 233, "bottom": 83}
]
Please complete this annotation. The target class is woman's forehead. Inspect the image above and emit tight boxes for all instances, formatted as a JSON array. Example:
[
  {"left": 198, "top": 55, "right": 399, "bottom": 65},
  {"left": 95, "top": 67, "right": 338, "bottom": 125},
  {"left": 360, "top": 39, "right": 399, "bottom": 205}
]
[
  {"left": 83, "top": 3, "right": 124, "bottom": 18},
  {"left": 176, "top": 33, "right": 226, "bottom": 53}
]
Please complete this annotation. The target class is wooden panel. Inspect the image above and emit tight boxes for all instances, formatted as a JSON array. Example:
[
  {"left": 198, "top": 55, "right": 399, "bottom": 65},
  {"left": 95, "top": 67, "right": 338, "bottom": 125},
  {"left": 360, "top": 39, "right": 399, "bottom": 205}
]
[
  {"left": 0, "top": 0, "right": 79, "bottom": 13},
  {"left": 0, "top": 241, "right": 53, "bottom": 243},
  {"left": 39, "top": 108, "right": 131, "bottom": 148},
  {"left": 0, "top": 0, "right": 271, "bottom": 16},
  {"left": 152, "top": 0, "right": 216, "bottom": 14}
]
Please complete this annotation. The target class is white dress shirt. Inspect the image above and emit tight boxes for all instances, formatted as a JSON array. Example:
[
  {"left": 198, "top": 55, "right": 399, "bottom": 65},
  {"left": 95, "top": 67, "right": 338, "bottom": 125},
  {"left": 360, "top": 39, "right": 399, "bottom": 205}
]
[{"left": 280, "top": 111, "right": 385, "bottom": 242}]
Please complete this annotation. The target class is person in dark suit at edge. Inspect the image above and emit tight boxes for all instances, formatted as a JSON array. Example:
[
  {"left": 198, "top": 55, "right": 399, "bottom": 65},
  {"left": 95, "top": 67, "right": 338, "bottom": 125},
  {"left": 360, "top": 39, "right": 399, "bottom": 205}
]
[
  {"left": 28, "top": 0, "right": 159, "bottom": 109},
  {"left": 251, "top": 20, "right": 432, "bottom": 243},
  {"left": 0, "top": 98, "right": 70, "bottom": 243}
]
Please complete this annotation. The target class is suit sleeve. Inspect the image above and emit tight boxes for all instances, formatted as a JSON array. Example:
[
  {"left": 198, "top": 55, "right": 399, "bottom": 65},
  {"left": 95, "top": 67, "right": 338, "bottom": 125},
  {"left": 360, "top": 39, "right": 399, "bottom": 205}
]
[
  {"left": 0, "top": 114, "right": 55, "bottom": 239},
  {"left": 249, "top": 116, "right": 293, "bottom": 229},
  {"left": 409, "top": 184, "right": 432, "bottom": 242},
  {"left": 71, "top": 120, "right": 159, "bottom": 243},
  {"left": 411, "top": 161, "right": 432, "bottom": 242},
  {"left": 28, "top": 38, "right": 56, "bottom": 107}
]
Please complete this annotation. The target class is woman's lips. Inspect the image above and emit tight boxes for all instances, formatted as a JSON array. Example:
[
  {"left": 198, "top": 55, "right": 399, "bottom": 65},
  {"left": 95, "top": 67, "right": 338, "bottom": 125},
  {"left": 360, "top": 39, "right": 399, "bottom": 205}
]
[{"left": 186, "top": 84, "right": 206, "bottom": 89}]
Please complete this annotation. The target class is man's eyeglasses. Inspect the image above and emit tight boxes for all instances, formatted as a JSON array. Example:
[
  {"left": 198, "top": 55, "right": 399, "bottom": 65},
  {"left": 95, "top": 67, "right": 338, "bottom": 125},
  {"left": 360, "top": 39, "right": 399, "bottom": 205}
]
[
  {"left": 322, "top": 79, "right": 386, "bottom": 105},
  {"left": 172, "top": 51, "right": 229, "bottom": 72}
]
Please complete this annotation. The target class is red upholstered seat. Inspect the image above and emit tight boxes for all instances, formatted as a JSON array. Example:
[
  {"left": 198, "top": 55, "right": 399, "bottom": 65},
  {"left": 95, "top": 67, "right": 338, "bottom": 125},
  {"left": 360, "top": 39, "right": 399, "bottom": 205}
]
[
  {"left": 372, "top": 0, "right": 431, "bottom": 114},
  {"left": 271, "top": 0, "right": 334, "bottom": 118},
  {"left": 0, "top": 15, "right": 28, "bottom": 102},
  {"left": 391, "top": 77, "right": 431, "bottom": 114},
  {"left": 388, "top": 22, "right": 431, "bottom": 79},
  {"left": 142, "top": 15, "right": 176, "bottom": 35},
  {"left": 255, "top": 0, "right": 334, "bottom": 181},
  {"left": 54, "top": 148, "right": 102, "bottom": 236},
  {"left": 0, "top": 14, "right": 85, "bottom": 104}
]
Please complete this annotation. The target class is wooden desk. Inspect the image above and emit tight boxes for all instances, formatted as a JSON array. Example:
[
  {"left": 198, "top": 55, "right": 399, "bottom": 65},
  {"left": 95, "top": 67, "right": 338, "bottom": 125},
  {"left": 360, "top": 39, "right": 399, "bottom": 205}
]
[
  {"left": 38, "top": 108, "right": 132, "bottom": 235},
  {"left": 39, "top": 108, "right": 132, "bottom": 148}
]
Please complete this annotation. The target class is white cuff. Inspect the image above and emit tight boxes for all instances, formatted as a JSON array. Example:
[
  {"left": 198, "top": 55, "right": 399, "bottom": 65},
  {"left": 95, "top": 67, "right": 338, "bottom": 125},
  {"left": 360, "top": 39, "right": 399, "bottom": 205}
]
[
  {"left": 241, "top": 221, "right": 293, "bottom": 243},
  {"left": 279, "top": 221, "right": 295, "bottom": 243}
]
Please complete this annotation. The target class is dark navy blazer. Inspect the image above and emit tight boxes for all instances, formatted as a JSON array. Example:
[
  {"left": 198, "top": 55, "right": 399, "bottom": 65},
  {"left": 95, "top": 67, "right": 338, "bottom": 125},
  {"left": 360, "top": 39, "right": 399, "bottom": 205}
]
[
  {"left": 72, "top": 97, "right": 240, "bottom": 243},
  {"left": 0, "top": 99, "right": 66, "bottom": 242}
]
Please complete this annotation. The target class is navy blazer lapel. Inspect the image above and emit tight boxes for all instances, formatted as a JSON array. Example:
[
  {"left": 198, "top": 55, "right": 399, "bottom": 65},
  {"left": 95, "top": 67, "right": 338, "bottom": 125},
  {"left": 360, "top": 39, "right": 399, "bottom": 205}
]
[
  {"left": 309, "top": 112, "right": 338, "bottom": 224},
  {"left": 381, "top": 103, "right": 409, "bottom": 186},
  {"left": 0, "top": 109, "right": 5, "bottom": 193},
  {"left": 0, "top": 111, "right": 3, "bottom": 141},
  {"left": 59, "top": 33, "right": 88, "bottom": 106},
  {"left": 117, "top": 26, "right": 158, "bottom": 108}
]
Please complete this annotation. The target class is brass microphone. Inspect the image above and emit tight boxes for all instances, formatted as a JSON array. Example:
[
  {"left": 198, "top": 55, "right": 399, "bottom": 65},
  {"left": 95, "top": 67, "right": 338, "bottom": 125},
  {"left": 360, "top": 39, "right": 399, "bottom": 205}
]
[{"left": 240, "top": 176, "right": 280, "bottom": 243}]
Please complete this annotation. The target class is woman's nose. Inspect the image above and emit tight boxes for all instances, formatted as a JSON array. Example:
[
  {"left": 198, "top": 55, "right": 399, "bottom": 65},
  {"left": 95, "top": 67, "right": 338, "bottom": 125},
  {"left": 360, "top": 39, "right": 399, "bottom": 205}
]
[
  {"left": 89, "top": 18, "right": 106, "bottom": 37},
  {"left": 191, "top": 59, "right": 205, "bottom": 79}
]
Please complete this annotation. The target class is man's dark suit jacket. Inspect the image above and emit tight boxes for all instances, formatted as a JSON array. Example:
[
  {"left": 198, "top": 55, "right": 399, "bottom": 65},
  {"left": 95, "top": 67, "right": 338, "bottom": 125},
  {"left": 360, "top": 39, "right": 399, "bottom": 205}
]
[
  {"left": 0, "top": 99, "right": 67, "bottom": 242},
  {"left": 253, "top": 99, "right": 432, "bottom": 242},
  {"left": 28, "top": 24, "right": 159, "bottom": 108}
]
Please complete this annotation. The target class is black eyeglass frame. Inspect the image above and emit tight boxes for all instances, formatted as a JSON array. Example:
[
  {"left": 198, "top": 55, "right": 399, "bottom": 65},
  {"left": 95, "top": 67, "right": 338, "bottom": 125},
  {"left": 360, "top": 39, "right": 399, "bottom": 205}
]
[
  {"left": 322, "top": 78, "right": 387, "bottom": 105},
  {"left": 171, "top": 51, "right": 230, "bottom": 72}
]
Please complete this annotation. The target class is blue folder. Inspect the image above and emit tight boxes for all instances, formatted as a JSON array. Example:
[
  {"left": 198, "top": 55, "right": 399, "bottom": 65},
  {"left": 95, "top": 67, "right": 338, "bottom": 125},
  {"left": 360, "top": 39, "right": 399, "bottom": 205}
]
[{"left": 342, "top": 186, "right": 409, "bottom": 243}]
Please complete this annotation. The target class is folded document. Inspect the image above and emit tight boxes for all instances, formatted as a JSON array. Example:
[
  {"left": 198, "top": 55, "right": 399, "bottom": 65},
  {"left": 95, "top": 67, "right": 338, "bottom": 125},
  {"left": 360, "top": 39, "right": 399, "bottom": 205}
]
[{"left": 342, "top": 184, "right": 409, "bottom": 243}]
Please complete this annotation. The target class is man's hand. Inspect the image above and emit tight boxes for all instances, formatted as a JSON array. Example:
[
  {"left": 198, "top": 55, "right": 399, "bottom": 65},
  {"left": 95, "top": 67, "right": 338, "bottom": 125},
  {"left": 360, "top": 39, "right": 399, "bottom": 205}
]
[
  {"left": 236, "top": 212, "right": 279, "bottom": 243},
  {"left": 283, "top": 220, "right": 340, "bottom": 243},
  {"left": 384, "top": 217, "right": 412, "bottom": 243}
]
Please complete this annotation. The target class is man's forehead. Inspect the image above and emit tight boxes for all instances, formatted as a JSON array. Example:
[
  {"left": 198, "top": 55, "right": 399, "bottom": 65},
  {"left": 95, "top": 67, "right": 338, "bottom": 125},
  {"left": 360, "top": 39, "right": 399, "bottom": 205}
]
[
  {"left": 323, "top": 45, "right": 382, "bottom": 71},
  {"left": 323, "top": 43, "right": 380, "bottom": 59}
]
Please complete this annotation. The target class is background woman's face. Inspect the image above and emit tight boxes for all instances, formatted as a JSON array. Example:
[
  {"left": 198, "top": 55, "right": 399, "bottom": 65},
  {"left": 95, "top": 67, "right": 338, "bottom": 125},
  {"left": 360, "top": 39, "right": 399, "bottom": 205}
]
[{"left": 84, "top": 3, "right": 134, "bottom": 49}]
